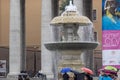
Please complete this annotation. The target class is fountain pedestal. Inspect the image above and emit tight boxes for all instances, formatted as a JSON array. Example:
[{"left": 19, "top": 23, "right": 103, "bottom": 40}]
[{"left": 58, "top": 50, "right": 84, "bottom": 71}]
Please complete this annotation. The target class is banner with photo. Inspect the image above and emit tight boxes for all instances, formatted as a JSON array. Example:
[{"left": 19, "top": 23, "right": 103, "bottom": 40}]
[{"left": 102, "top": 0, "right": 120, "bottom": 68}]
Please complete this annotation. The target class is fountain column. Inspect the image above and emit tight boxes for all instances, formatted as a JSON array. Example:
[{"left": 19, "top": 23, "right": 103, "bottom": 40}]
[
  {"left": 8, "top": 0, "right": 26, "bottom": 79},
  {"left": 41, "top": 0, "right": 54, "bottom": 79}
]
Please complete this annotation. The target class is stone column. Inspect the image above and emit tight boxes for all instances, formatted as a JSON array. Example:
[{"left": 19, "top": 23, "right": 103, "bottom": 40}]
[
  {"left": 41, "top": 0, "right": 54, "bottom": 79},
  {"left": 8, "top": 0, "right": 26, "bottom": 79}
]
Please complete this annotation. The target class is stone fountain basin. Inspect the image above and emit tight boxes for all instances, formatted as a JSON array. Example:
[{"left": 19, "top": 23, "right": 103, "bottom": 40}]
[{"left": 44, "top": 41, "right": 99, "bottom": 50}]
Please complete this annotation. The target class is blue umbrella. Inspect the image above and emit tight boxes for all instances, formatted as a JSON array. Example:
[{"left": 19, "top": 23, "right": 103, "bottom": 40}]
[{"left": 60, "top": 67, "right": 72, "bottom": 73}]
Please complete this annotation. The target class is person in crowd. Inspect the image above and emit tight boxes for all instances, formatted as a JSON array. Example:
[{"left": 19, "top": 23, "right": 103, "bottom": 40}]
[
  {"left": 116, "top": 69, "right": 120, "bottom": 80},
  {"left": 99, "top": 69, "right": 112, "bottom": 80},
  {"left": 73, "top": 71, "right": 93, "bottom": 80},
  {"left": 67, "top": 72, "right": 75, "bottom": 80},
  {"left": 108, "top": 72, "right": 117, "bottom": 80},
  {"left": 81, "top": 68, "right": 93, "bottom": 80},
  {"left": 84, "top": 73, "right": 93, "bottom": 80},
  {"left": 35, "top": 70, "right": 43, "bottom": 78},
  {"left": 63, "top": 72, "right": 69, "bottom": 80}
]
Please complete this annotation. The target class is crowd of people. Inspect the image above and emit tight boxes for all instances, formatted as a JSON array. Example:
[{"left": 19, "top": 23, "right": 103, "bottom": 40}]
[
  {"left": 60, "top": 66, "right": 120, "bottom": 80},
  {"left": 60, "top": 67, "right": 93, "bottom": 80},
  {"left": 62, "top": 71, "right": 93, "bottom": 80}
]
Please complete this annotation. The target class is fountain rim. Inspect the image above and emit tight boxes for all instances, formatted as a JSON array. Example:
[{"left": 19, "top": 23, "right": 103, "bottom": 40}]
[{"left": 44, "top": 41, "right": 99, "bottom": 51}]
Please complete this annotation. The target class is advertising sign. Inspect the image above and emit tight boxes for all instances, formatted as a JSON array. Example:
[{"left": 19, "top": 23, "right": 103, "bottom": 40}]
[{"left": 102, "top": 0, "right": 120, "bottom": 68}]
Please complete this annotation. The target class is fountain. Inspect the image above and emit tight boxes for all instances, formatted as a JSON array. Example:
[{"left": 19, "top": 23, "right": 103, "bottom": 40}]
[{"left": 44, "top": 0, "right": 99, "bottom": 79}]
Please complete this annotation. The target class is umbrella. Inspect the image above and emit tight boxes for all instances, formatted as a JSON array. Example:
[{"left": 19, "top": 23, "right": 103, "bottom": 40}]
[
  {"left": 81, "top": 67, "right": 93, "bottom": 75},
  {"left": 104, "top": 66, "right": 117, "bottom": 72},
  {"left": 60, "top": 67, "right": 72, "bottom": 73},
  {"left": 70, "top": 70, "right": 80, "bottom": 74},
  {"left": 98, "top": 68, "right": 117, "bottom": 75}
]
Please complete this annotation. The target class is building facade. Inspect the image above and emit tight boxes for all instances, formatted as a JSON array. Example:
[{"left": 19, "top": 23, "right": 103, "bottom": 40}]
[{"left": 0, "top": 0, "right": 41, "bottom": 77}]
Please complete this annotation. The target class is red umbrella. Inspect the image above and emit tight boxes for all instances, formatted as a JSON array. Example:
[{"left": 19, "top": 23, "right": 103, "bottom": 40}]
[{"left": 81, "top": 67, "right": 93, "bottom": 75}]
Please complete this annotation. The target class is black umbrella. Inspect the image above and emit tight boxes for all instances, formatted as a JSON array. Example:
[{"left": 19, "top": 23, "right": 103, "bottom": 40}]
[{"left": 70, "top": 70, "right": 80, "bottom": 74}]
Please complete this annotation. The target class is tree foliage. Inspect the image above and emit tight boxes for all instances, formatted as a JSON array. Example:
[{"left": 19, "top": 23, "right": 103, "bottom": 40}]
[{"left": 59, "top": 0, "right": 70, "bottom": 11}]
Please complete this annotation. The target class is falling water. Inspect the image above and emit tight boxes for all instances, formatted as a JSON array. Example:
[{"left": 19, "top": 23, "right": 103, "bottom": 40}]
[{"left": 77, "top": 23, "right": 95, "bottom": 42}]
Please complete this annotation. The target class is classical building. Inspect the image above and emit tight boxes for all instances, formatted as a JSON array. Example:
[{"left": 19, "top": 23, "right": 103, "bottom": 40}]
[{"left": 0, "top": 0, "right": 102, "bottom": 78}]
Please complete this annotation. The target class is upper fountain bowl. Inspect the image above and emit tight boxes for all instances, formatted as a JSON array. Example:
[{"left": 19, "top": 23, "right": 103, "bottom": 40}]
[{"left": 50, "top": 15, "right": 92, "bottom": 26}]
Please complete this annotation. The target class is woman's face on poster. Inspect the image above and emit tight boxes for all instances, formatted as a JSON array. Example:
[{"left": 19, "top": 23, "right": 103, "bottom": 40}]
[{"left": 106, "top": 0, "right": 117, "bottom": 15}]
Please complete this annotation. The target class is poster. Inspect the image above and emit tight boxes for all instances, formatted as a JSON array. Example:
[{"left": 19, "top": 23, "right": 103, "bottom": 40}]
[
  {"left": 0, "top": 60, "right": 6, "bottom": 77},
  {"left": 102, "top": 0, "right": 120, "bottom": 68}
]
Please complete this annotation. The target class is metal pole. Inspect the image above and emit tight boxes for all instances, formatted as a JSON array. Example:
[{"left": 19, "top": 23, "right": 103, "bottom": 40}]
[{"left": 34, "top": 48, "right": 36, "bottom": 75}]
